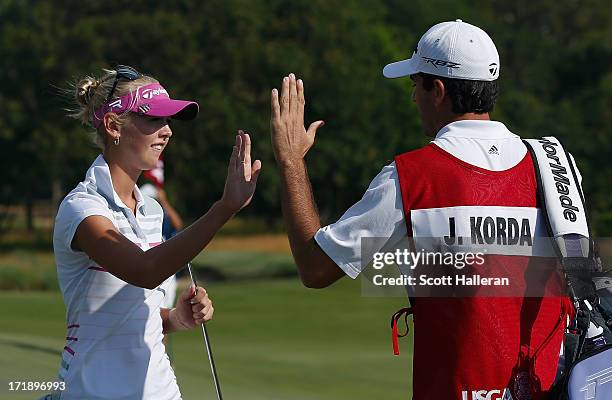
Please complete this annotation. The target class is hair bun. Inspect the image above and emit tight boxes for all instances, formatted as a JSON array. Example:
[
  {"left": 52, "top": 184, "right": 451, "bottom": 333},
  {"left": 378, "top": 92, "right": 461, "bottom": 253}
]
[{"left": 76, "top": 77, "right": 100, "bottom": 107}]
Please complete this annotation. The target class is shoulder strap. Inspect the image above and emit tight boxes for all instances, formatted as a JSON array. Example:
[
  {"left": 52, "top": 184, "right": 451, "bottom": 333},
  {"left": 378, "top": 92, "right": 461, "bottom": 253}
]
[
  {"left": 523, "top": 137, "right": 591, "bottom": 258},
  {"left": 523, "top": 137, "right": 596, "bottom": 298},
  {"left": 524, "top": 137, "right": 596, "bottom": 291},
  {"left": 523, "top": 137, "right": 600, "bottom": 363}
]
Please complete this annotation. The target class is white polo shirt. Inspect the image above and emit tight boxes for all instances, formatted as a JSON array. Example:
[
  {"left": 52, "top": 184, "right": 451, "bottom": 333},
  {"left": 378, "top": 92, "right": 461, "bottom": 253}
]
[
  {"left": 314, "top": 120, "right": 581, "bottom": 278},
  {"left": 53, "top": 155, "right": 180, "bottom": 399}
]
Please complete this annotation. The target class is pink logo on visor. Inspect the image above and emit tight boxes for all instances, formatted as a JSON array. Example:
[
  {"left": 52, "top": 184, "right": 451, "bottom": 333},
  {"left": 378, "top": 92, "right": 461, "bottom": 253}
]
[{"left": 92, "top": 83, "right": 199, "bottom": 128}]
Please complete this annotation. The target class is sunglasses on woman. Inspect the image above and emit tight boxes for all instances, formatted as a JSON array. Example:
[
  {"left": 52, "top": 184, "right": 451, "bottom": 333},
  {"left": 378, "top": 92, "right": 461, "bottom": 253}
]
[{"left": 104, "top": 65, "right": 142, "bottom": 103}]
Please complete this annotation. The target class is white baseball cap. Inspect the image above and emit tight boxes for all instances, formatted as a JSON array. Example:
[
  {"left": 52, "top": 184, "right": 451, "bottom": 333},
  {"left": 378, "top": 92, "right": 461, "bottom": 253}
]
[{"left": 383, "top": 19, "right": 500, "bottom": 81}]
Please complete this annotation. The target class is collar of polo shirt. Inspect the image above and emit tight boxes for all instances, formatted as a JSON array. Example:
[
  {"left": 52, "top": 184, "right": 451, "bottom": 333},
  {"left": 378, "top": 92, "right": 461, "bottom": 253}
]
[
  {"left": 434, "top": 120, "right": 517, "bottom": 140},
  {"left": 89, "top": 155, "right": 148, "bottom": 216}
]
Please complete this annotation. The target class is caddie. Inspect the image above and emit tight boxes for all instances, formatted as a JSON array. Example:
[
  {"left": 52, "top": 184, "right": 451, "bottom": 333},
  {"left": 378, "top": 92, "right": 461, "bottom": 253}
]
[{"left": 270, "top": 20, "right": 577, "bottom": 399}]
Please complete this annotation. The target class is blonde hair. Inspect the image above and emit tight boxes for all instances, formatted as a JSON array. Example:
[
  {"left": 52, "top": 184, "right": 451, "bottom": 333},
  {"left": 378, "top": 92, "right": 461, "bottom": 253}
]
[{"left": 69, "top": 68, "right": 157, "bottom": 149}]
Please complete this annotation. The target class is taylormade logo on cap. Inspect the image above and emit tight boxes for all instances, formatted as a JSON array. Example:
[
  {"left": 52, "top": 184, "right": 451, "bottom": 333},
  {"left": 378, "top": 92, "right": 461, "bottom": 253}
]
[{"left": 383, "top": 19, "right": 500, "bottom": 81}]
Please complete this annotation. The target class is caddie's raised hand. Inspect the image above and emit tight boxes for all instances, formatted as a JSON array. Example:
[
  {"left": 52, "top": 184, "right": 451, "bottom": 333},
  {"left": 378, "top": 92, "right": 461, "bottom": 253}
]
[
  {"left": 270, "top": 73, "right": 324, "bottom": 164},
  {"left": 172, "top": 284, "right": 214, "bottom": 329},
  {"left": 221, "top": 130, "right": 262, "bottom": 214}
]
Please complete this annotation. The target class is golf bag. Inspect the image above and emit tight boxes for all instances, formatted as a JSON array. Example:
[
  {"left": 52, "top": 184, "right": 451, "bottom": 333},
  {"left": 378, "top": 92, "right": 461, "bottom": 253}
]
[{"left": 523, "top": 137, "right": 612, "bottom": 400}]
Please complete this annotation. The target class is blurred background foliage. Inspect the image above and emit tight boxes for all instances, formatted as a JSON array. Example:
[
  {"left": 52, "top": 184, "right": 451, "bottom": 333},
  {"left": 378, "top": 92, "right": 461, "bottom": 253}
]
[{"left": 1, "top": 0, "right": 610, "bottom": 234}]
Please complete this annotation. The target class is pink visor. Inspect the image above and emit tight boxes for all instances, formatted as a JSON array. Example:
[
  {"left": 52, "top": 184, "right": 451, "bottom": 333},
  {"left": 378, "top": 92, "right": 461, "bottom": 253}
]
[{"left": 92, "top": 83, "right": 199, "bottom": 128}]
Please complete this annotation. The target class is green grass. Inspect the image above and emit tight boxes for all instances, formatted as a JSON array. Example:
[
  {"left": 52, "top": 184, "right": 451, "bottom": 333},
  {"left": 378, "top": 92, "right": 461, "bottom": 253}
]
[
  {"left": 0, "top": 278, "right": 413, "bottom": 399},
  {"left": 0, "top": 248, "right": 296, "bottom": 290},
  {"left": 192, "top": 250, "right": 296, "bottom": 280},
  {"left": 0, "top": 251, "right": 58, "bottom": 291},
  {"left": 0, "top": 248, "right": 293, "bottom": 291}
]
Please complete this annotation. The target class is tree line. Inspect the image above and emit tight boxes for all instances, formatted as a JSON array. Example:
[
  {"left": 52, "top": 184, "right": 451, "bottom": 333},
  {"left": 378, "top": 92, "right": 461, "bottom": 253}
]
[{"left": 1, "top": 0, "right": 610, "bottom": 234}]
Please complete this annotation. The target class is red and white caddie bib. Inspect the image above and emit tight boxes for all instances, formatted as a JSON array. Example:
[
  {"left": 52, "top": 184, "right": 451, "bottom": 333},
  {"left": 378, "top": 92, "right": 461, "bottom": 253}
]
[{"left": 395, "top": 143, "right": 570, "bottom": 400}]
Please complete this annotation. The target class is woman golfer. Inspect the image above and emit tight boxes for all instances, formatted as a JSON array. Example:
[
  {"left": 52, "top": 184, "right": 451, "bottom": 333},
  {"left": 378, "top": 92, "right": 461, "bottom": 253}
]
[{"left": 51, "top": 65, "right": 261, "bottom": 399}]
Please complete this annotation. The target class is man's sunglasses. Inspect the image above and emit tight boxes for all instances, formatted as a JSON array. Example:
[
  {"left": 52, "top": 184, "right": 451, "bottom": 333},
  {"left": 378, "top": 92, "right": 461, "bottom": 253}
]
[{"left": 104, "top": 65, "right": 142, "bottom": 103}]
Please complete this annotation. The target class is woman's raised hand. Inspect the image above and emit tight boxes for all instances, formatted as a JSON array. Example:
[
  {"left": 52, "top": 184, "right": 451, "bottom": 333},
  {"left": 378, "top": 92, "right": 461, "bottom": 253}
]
[{"left": 220, "top": 130, "right": 262, "bottom": 214}]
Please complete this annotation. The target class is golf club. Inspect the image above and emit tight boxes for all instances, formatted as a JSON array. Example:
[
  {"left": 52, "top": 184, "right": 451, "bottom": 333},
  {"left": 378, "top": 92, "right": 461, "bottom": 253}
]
[{"left": 186, "top": 262, "right": 223, "bottom": 400}]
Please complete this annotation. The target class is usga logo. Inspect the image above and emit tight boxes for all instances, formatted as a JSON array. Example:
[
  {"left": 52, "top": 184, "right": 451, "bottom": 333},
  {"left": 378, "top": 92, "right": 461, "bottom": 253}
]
[
  {"left": 142, "top": 88, "right": 168, "bottom": 99},
  {"left": 462, "top": 388, "right": 513, "bottom": 400}
]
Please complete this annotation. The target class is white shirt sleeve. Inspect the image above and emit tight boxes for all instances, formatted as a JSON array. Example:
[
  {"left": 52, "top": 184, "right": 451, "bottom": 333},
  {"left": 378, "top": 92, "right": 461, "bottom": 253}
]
[
  {"left": 54, "top": 192, "right": 115, "bottom": 253},
  {"left": 314, "top": 162, "right": 407, "bottom": 279}
]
